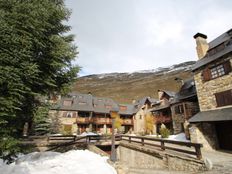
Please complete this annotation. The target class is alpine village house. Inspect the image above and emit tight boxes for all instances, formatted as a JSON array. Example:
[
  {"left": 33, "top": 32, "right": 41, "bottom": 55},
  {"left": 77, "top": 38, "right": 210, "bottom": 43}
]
[
  {"left": 49, "top": 28, "right": 232, "bottom": 151},
  {"left": 189, "top": 29, "right": 232, "bottom": 151}
]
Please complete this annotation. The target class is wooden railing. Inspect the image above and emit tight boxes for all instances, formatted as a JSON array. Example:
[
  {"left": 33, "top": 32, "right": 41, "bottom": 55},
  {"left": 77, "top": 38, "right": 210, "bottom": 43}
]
[
  {"left": 121, "top": 135, "right": 203, "bottom": 159},
  {"left": 47, "top": 135, "right": 77, "bottom": 142}
]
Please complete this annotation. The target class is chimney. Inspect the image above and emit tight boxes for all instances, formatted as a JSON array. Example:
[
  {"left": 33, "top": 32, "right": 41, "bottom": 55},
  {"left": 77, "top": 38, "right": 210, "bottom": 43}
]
[{"left": 193, "top": 33, "right": 209, "bottom": 59}]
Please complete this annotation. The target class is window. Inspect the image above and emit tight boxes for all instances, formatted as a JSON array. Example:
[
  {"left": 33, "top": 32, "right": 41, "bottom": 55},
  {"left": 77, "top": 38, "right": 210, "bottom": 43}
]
[
  {"left": 175, "top": 105, "right": 184, "bottom": 114},
  {"left": 210, "top": 64, "right": 225, "bottom": 78},
  {"left": 215, "top": 89, "right": 232, "bottom": 107},
  {"left": 120, "top": 106, "right": 127, "bottom": 111},
  {"left": 202, "top": 60, "right": 231, "bottom": 81},
  {"left": 105, "top": 105, "right": 112, "bottom": 109},
  {"left": 63, "top": 100, "right": 72, "bottom": 106},
  {"left": 78, "top": 102, "right": 86, "bottom": 105}
]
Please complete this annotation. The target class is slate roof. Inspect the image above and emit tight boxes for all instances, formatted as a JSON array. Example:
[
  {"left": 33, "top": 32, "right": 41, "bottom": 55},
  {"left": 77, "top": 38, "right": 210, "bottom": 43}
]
[
  {"left": 54, "top": 93, "right": 94, "bottom": 112},
  {"left": 192, "top": 28, "right": 232, "bottom": 71},
  {"left": 189, "top": 107, "right": 232, "bottom": 122},
  {"left": 92, "top": 97, "right": 118, "bottom": 114},
  {"left": 118, "top": 104, "right": 137, "bottom": 115},
  {"left": 175, "top": 78, "right": 197, "bottom": 100},
  {"left": 51, "top": 92, "right": 136, "bottom": 115},
  {"left": 158, "top": 90, "right": 176, "bottom": 98}
]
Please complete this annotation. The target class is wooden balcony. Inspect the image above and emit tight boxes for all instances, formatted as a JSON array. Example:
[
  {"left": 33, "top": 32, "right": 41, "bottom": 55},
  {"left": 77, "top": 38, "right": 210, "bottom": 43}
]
[
  {"left": 76, "top": 117, "right": 92, "bottom": 124},
  {"left": 93, "top": 118, "right": 112, "bottom": 124},
  {"left": 155, "top": 115, "right": 172, "bottom": 123}
]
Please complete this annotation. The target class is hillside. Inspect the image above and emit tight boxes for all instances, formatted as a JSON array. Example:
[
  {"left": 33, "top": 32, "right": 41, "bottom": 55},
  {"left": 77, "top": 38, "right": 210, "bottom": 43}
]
[{"left": 72, "top": 61, "right": 196, "bottom": 104}]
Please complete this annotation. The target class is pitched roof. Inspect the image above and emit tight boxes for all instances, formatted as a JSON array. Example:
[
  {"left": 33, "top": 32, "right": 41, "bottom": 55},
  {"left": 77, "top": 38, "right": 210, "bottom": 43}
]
[
  {"left": 189, "top": 107, "right": 232, "bottom": 122},
  {"left": 55, "top": 93, "right": 94, "bottom": 112},
  {"left": 175, "top": 78, "right": 197, "bottom": 100},
  {"left": 192, "top": 28, "right": 232, "bottom": 71},
  {"left": 118, "top": 104, "right": 137, "bottom": 115},
  {"left": 92, "top": 97, "right": 118, "bottom": 114}
]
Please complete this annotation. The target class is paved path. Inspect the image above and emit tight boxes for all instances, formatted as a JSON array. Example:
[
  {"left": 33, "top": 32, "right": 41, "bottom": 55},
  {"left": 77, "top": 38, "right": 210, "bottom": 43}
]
[
  {"left": 125, "top": 147, "right": 232, "bottom": 174},
  {"left": 201, "top": 150, "right": 232, "bottom": 174}
]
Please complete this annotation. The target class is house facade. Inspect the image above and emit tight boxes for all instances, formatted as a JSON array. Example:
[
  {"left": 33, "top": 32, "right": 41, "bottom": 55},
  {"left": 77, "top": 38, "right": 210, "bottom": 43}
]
[
  {"left": 49, "top": 92, "right": 135, "bottom": 135},
  {"left": 133, "top": 97, "right": 157, "bottom": 134},
  {"left": 150, "top": 90, "right": 175, "bottom": 134},
  {"left": 170, "top": 78, "right": 199, "bottom": 136},
  {"left": 189, "top": 29, "right": 232, "bottom": 150}
]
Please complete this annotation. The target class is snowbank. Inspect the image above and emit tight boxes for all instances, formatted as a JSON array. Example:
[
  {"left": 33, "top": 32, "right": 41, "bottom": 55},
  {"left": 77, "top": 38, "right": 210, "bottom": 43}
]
[
  {"left": 166, "top": 133, "right": 190, "bottom": 142},
  {"left": 147, "top": 133, "right": 190, "bottom": 142},
  {"left": 0, "top": 150, "right": 116, "bottom": 174}
]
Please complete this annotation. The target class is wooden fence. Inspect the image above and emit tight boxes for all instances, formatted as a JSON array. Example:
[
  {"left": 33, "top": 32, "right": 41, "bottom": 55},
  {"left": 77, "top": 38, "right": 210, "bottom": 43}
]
[{"left": 121, "top": 135, "right": 203, "bottom": 159}]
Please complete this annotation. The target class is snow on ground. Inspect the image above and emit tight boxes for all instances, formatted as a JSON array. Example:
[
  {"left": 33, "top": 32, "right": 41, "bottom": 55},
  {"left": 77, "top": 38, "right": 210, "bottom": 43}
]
[
  {"left": 0, "top": 150, "right": 116, "bottom": 174},
  {"left": 166, "top": 133, "right": 190, "bottom": 142},
  {"left": 146, "top": 133, "right": 190, "bottom": 142}
]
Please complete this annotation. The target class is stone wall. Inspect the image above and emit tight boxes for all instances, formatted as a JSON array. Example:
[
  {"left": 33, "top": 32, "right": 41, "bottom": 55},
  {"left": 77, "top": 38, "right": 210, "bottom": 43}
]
[
  {"left": 194, "top": 57, "right": 232, "bottom": 111},
  {"left": 189, "top": 123, "right": 219, "bottom": 151},
  {"left": 117, "top": 142, "right": 207, "bottom": 172},
  {"left": 171, "top": 102, "right": 199, "bottom": 134}
]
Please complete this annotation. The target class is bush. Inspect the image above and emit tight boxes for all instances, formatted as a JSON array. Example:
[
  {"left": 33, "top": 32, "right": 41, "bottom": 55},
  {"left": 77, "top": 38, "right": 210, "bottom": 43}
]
[{"left": 160, "top": 127, "right": 170, "bottom": 138}]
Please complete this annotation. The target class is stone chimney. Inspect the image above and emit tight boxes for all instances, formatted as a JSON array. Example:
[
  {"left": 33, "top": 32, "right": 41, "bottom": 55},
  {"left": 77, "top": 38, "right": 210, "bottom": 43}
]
[{"left": 193, "top": 33, "right": 209, "bottom": 59}]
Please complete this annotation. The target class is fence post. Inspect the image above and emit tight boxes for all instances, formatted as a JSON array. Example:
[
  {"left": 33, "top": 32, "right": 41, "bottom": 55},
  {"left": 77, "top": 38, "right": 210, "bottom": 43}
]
[
  {"left": 195, "top": 145, "right": 202, "bottom": 159},
  {"left": 141, "top": 138, "right": 144, "bottom": 146},
  {"left": 129, "top": 136, "right": 131, "bottom": 143},
  {"left": 161, "top": 140, "right": 165, "bottom": 150}
]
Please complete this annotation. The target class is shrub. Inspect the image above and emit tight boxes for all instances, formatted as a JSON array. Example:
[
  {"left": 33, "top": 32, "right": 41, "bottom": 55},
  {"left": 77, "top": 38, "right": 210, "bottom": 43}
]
[{"left": 160, "top": 127, "right": 170, "bottom": 138}]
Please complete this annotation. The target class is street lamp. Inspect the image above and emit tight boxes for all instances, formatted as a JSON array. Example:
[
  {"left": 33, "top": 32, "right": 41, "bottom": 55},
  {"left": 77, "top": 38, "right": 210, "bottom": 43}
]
[{"left": 110, "top": 106, "right": 119, "bottom": 162}]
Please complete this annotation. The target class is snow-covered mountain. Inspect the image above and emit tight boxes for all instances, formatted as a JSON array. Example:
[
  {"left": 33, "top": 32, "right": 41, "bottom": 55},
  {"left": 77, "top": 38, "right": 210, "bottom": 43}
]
[{"left": 73, "top": 61, "right": 196, "bottom": 104}]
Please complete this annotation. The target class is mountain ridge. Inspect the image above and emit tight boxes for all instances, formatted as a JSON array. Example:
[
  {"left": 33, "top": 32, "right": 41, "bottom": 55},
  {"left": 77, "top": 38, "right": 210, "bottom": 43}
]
[{"left": 73, "top": 61, "right": 196, "bottom": 104}]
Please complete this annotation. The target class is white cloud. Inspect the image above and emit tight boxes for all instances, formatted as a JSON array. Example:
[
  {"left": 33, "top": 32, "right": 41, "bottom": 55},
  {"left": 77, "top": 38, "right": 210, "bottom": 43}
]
[{"left": 65, "top": 0, "right": 232, "bottom": 76}]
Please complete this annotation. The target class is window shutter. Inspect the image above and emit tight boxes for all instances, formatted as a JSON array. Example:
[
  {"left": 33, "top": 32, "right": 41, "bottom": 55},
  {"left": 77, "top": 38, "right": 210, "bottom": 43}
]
[
  {"left": 72, "top": 112, "right": 77, "bottom": 118},
  {"left": 215, "top": 90, "right": 232, "bottom": 107},
  {"left": 223, "top": 60, "right": 232, "bottom": 74},
  {"left": 63, "top": 112, "right": 67, "bottom": 117},
  {"left": 202, "top": 68, "right": 211, "bottom": 81},
  {"left": 215, "top": 93, "right": 225, "bottom": 107}
]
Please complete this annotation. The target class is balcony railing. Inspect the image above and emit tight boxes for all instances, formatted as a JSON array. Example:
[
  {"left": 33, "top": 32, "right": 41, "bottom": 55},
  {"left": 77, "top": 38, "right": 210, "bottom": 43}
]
[
  {"left": 76, "top": 117, "right": 92, "bottom": 124},
  {"left": 93, "top": 118, "right": 112, "bottom": 124}
]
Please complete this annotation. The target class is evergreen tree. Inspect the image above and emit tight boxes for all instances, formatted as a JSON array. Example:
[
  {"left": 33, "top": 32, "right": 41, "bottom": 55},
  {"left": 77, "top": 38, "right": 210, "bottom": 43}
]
[
  {"left": 33, "top": 103, "right": 51, "bottom": 135},
  {"left": 0, "top": 0, "right": 79, "bottom": 160}
]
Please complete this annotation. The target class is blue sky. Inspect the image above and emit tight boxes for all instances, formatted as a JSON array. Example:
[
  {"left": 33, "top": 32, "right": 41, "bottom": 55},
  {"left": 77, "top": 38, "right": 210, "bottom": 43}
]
[{"left": 65, "top": 0, "right": 232, "bottom": 76}]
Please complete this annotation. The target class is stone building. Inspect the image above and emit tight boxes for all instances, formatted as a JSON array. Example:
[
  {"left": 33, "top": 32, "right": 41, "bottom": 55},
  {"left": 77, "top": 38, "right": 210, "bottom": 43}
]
[
  {"left": 189, "top": 29, "right": 232, "bottom": 150},
  {"left": 150, "top": 90, "right": 175, "bottom": 134},
  {"left": 49, "top": 92, "right": 135, "bottom": 135},
  {"left": 170, "top": 78, "right": 199, "bottom": 135},
  {"left": 133, "top": 97, "right": 158, "bottom": 134}
]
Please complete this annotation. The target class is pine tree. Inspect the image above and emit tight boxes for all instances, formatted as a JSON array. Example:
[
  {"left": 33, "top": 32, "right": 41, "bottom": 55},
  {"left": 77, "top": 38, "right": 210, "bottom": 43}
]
[{"left": 0, "top": 0, "right": 79, "bottom": 160}]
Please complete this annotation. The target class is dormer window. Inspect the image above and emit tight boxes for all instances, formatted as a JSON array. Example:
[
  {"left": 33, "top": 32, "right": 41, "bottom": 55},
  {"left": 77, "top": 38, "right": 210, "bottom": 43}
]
[
  {"left": 63, "top": 100, "right": 72, "bottom": 106},
  {"left": 79, "top": 102, "right": 86, "bottom": 105},
  {"left": 120, "top": 106, "right": 127, "bottom": 111},
  {"left": 105, "top": 105, "right": 112, "bottom": 109}
]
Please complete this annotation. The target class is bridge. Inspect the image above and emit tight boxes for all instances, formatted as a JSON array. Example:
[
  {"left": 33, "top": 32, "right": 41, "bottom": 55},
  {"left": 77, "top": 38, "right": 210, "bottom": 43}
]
[{"left": 21, "top": 134, "right": 208, "bottom": 173}]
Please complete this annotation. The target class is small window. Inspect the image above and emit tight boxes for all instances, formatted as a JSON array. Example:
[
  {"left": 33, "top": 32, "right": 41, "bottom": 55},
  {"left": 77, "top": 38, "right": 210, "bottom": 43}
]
[
  {"left": 105, "top": 105, "right": 112, "bottom": 109},
  {"left": 215, "top": 89, "right": 232, "bottom": 107},
  {"left": 175, "top": 105, "right": 184, "bottom": 114},
  {"left": 139, "top": 115, "right": 142, "bottom": 119},
  {"left": 210, "top": 64, "right": 225, "bottom": 79},
  {"left": 63, "top": 100, "right": 72, "bottom": 106},
  {"left": 120, "top": 106, "right": 127, "bottom": 111},
  {"left": 202, "top": 61, "right": 231, "bottom": 81},
  {"left": 67, "top": 112, "right": 72, "bottom": 118}
]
